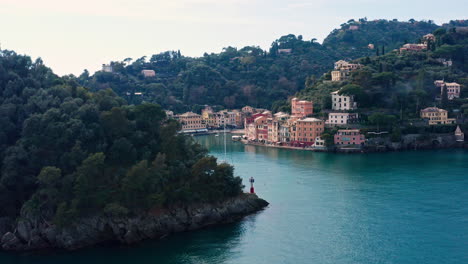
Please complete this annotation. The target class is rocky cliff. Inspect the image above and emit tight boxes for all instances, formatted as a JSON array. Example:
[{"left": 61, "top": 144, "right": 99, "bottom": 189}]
[{"left": 1, "top": 194, "right": 268, "bottom": 251}]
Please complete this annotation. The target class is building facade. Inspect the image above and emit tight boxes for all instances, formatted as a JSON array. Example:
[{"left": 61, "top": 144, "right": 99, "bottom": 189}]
[
  {"left": 291, "top": 98, "right": 313, "bottom": 117},
  {"left": 334, "top": 129, "right": 365, "bottom": 146},
  {"left": 331, "top": 60, "right": 363, "bottom": 82},
  {"left": 141, "top": 70, "right": 156, "bottom": 78},
  {"left": 331, "top": 90, "right": 357, "bottom": 110},
  {"left": 326, "top": 113, "right": 359, "bottom": 126},
  {"left": 178, "top": 112, "right": 206, "bottom": 132},
  {"left": 420, "top": 107, "right": 456, "bottom": 125},
  {"left": 443, "top": 82, "right": 461, "bottom": 100},
  {"left": 291, "top": 118, "right": 325, "bottom": 145}
]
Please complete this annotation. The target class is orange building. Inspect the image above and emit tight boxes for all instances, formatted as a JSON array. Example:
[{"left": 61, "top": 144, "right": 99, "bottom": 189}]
[
  {"left": 291, "top": 98, "right": 313, "bottom": 117},
  {"left": 291, "top": 118, "right": 324, "bottom": 146}
]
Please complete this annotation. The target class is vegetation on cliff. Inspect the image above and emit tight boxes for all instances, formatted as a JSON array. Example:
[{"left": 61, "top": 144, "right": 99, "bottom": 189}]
[{"left": 0, "top": 50, "right": 243, "bottom": 227}]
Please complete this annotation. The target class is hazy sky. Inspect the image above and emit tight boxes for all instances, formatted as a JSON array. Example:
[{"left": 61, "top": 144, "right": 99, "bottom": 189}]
[{"left": 1, "top": 0, "right": 467, "bottom": 76}]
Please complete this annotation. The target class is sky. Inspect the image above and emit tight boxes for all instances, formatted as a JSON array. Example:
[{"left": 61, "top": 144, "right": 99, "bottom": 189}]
[{"left": 1, "top": 0, "right": 467, "bottom": 76}]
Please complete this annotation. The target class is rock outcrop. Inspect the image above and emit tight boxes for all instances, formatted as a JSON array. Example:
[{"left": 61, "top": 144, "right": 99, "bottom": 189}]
[{"left": 1, "top": 194, "right": 268, "bottom": 251}]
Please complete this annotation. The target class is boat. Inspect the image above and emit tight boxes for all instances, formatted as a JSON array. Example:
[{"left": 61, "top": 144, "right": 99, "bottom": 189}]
[{"left": 232, "top": 135, "right": 242, "bottom": 141}]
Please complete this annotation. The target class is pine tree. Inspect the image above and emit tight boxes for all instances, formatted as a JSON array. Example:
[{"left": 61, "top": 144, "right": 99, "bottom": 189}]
[{"left": 441, "top": 85, "right": 449, "bottom": 108}]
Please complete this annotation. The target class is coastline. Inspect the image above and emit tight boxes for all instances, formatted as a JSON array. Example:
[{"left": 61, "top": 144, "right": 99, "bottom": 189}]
[
  {"left": 1, "top": 194, "right": 268, "bottom": 252},
  {"left": 240, "top": 136, "right": 467, "bottom": 154}
]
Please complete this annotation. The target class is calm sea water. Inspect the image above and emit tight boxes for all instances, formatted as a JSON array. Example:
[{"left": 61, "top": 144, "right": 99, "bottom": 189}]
[{"left": 1, "top": 134, "right": 467, "bottom": 264}]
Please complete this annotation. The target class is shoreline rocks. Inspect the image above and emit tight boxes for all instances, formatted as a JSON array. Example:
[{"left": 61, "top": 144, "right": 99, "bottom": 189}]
[{"left": 1, "top": 194, "right": 268, "bottom": 251}]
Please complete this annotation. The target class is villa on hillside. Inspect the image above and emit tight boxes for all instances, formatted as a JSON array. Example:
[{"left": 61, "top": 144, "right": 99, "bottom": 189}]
[
  {"left": 331, "top": 90, "right": 357, "bottom": 111},
  {"left": 141, "top": 70, "right": 156, "bottom": 78},
  {"left": 102, "top": 64, "right": 113, "bottom": 73},
  {"left": 331, "top": 60, "right": 363, "bottom": 82},
  {"left": 399, "top": 43, "right": 426, "bottom": 53},
  {"left": 435, "top": 80, "right": 461, "bottom": 100},
  {"left": 420, "top": 107, "right": 456, "bottom": 125}
]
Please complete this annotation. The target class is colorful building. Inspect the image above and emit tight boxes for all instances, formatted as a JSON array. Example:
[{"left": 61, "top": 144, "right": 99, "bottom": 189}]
[
  {"left": 420, "top": 107, "right": 456, "bottom": 125},
  {"left": 291, "top": 118, "right": 325, "bottom": 146},
  {"left": 244, "top": 113, "right": 271, "bottom": 141},
  {"left": 291, "top": 98, "right": 313, "bottom": 117},
  {"left": 334, "top": 129, "right": 365, "bottom": 146},
  {"left": 331, "top": 60, "right": 363, "bottom": 82},
  {"left": 399, "top": 43, "right": 426, "bottom": 53},
  {"left": 177, "top": 112, "right": 206, "bottom": 132}
]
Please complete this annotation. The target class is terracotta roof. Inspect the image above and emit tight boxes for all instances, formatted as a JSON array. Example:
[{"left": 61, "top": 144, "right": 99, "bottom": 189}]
[{"left": 421, "top": 107, "right": 446, "bottom": 113}]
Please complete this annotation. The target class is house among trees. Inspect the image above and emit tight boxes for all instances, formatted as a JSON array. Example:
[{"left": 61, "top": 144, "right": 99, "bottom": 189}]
[
  {"left": 420, "top": 107, "right": 456, "bottom": 125},
  {"left": 331, "top": 90, "right": 357, "bottom": 110},
  {"left": 331, "top": 60, "right": 363, "bottom": 82},
  {"left": 435, "top": 80, "right": 461, "bottom": 100},
  {"left": 277, "top": 49, "right": 292, "bottom": 54},
  {"left": 399, "top": 43, "right": 427, "bottom": 53},
  {"left": 102, "top": 64, "right": 113, "bottom": 73},
  {"left": 141, "top": 69, "right": 156, "bottom": 78}
]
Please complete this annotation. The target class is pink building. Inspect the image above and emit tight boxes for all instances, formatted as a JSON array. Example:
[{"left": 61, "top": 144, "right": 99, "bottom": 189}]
[
  {"left": 334, "top": 129, "right": 365, "bottom": 146},
  {"left": 399, "top": 43, "right": 426, "bottom": 53},
  {"left": 244, "top": 113, "right": 271, "bottom": 141},
  {"left": 291, "top": 98, "right": 313, "bottom": 117}
]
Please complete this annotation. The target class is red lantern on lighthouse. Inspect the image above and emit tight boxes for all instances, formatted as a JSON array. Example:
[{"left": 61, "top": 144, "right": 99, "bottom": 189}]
[{"left": 249, "top": 177, "right": 255, "bottom": 194}]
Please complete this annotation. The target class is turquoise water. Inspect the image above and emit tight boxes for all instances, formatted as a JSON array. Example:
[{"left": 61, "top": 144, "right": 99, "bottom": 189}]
[{"left": 1, "top": 134, "right": 467, "bottom": 263}]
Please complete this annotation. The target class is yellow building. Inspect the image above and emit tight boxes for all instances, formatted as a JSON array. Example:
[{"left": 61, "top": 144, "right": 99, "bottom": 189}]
[
  {"left": 178, "top": 112, "right": 206, "bottom": 131},
  {"left": 420, "top": 107, "right": 456, "bottom": 125}
]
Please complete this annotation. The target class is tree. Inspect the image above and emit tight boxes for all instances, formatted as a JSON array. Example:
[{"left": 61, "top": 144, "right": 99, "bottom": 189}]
[
  {"left": 441, "top": 85, "right": 449, "bottom": 108},
  {"left": 368, "top": 113, "right": 397, "bottom": 131}
]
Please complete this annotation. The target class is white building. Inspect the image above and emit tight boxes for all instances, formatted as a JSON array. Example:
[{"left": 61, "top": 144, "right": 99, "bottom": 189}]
[
  {"left": 331, "top": 91, "right": 357, "bottom": 111},
  {"left": 102, "top": 64, "right": 113, "bottom": 73},
  {"left": 326, "top": 113, "right": 359, "bottom": 126},
  {"left": 312, "top": 136, "right": 326, "bottom": 149}
]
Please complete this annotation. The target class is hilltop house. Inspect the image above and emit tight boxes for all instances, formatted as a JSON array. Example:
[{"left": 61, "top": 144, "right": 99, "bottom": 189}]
[
  {"left": 399, "top": 43, "right": 426, "bottom": 53},
  {"left": 102, "top": 64, "right": 113, "bottom": 73}
]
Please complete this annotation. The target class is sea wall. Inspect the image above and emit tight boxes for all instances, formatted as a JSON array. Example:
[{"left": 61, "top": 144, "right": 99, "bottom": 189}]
[{"left": 1, "top": 194, "right": 268, "bottom": 251}]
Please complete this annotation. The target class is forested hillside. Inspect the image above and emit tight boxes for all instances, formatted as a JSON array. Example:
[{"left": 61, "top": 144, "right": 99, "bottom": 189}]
[
  {"left": 299, "top": 26, "right": 468, "bottom": 120},
  {"left": 323, "top": 18, "right": 439, "bottom": 59},
  {"left": 0, "top": 51, "right": 243, "bottom": 226},
  {"left": 80, "top": 19, "right": 443, "bottom": 113}
]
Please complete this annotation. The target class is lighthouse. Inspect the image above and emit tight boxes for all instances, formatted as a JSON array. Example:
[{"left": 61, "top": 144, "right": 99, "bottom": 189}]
[{"left": 249, "top": 177, "right": 255, "bottom": 194}]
